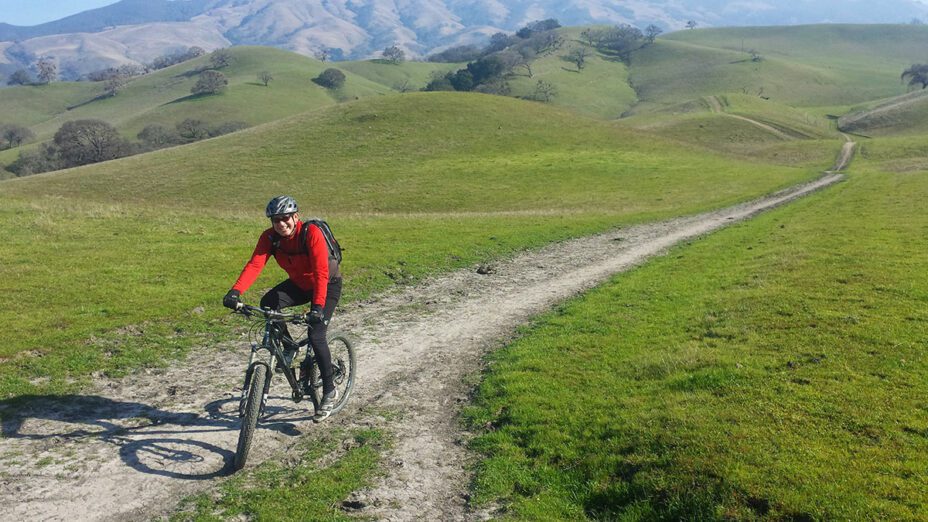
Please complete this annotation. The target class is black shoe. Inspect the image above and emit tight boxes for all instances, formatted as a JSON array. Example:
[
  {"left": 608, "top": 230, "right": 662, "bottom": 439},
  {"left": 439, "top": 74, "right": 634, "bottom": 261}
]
[{"left": 313, "top": 389, "right": 339, "bottom": 422}]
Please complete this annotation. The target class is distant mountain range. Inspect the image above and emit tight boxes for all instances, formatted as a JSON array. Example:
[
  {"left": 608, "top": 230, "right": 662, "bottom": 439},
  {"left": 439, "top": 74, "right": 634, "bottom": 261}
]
[{"left": 3, "top": 0, "right": 928, "bottom": 80}]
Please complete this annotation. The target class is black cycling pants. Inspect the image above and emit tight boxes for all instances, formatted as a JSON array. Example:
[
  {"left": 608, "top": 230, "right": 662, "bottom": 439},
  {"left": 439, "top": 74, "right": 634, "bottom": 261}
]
[{"left": 260, "top": 278, "right": 342, "bottom": 392}]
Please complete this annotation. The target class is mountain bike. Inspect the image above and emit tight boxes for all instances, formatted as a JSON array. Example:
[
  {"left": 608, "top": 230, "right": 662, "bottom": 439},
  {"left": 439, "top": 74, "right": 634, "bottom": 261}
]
[{"left": 231, "top": 303, "right": 356, "bottom": 471}]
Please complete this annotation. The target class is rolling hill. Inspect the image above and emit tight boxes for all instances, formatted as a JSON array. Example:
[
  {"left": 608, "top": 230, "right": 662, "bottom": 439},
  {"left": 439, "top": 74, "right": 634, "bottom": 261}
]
[
  {"left": 630, "top": 24, "right": 928, "bottom": 111},
  {"left": 838, "top": 89, "right": 928, "bottom": 136},
  {"left": 0, "top": 46, "right": 460, "bottom": 174}
]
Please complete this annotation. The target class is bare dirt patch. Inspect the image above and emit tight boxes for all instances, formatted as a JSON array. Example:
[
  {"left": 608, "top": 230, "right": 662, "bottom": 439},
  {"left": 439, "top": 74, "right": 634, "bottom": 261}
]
[{"left": 0, "top": 173, "right": 844, "bottom": 522}]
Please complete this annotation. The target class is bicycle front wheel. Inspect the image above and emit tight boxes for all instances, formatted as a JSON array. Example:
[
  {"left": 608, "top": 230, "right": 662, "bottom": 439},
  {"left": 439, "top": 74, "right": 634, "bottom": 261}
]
[
  {"left": 309, "top": 334, "right": 356, "bottom": 415},
  {"left": 234, "top": 363, "right": 267, "bottom": 471}
]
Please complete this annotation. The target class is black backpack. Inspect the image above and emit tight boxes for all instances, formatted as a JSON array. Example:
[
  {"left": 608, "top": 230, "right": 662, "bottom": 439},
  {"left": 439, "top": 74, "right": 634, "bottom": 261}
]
[{"left": 269, "top": 219, "right": 343, "bottom": 264}]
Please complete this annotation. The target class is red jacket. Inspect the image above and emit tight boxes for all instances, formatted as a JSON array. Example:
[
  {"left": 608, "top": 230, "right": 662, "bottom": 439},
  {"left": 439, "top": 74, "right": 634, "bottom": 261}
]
[{"left": 232, "top": 221, "right": 330, "bottom": 306}]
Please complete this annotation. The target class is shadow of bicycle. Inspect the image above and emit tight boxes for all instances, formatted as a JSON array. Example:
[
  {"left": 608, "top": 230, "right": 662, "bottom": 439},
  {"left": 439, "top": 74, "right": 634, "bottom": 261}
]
[{"left": 0, "top": 394, "right": 315, "bottom": 480}]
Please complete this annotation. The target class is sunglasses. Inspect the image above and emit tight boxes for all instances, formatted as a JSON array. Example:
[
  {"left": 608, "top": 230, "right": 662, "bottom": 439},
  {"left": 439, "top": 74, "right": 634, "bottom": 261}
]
[{"left": 271, "top": 214, "right": 294, "bottom": 224}]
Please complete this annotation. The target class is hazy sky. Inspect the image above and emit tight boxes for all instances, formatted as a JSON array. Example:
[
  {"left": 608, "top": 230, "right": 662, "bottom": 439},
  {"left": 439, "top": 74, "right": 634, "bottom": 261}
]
[{"left": 0, "top": 0, "right": 118, "bottom": 26}]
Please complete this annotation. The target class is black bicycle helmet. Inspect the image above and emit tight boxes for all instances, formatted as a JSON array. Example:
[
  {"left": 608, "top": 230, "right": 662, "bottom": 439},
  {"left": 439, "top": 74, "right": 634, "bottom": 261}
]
[{"left": 265, "top": 195, "right": 299, "bottom": 217}]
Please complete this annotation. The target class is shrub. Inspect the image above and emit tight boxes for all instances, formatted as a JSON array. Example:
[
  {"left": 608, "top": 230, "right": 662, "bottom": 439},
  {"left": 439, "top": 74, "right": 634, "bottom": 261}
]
[
  {"left": 314, "top": 68, "right": 346, "bottom": 89},
  {"left": 191, "top": 70, "right": 228, "bottom": 95}
]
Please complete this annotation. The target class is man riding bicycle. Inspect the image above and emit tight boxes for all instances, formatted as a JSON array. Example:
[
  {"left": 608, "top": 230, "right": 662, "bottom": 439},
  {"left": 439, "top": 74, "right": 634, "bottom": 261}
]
[{"left": 223, "top": 195, "right": 343, "bottom": 421}]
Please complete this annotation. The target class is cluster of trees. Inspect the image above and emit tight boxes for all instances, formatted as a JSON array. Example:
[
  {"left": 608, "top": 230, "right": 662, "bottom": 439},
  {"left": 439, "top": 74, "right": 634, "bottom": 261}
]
[
  {"left": 86, "top": 64, "right": 146, "bottom": 96},
  {"left": 422, "top": 19, "right": 666, "bottom": 101},
  {"left": 8, "top": 117, "right": 248, "bottom": 177},
  {"left": 9, "top": 119, "right": 127, "bottom": 176},
  {"left": 580, "top": 23, "right": 661, "bottom": 60},
  {"left": 6, "top": 46, "right": 212, "bottom": 92},
  {"left": 424, "top": 19, "right": 565, "bottom": 95},
  {"left": 6, "top": 57, "right": 57, "bottom": 86},
  {"left": 0, "top": 124, "right": 35, "bottom": 150},
  {"left": 189, "top": 49, "right": 235, "bottom": 95},
  {"left": 150, "top": 46, "right": 207, "bottom": 71},
  {"left": 137, "top": 119, "right": 246, "bottom": 149},
  {"left": 427, "top": 45, "right": 482, "bottom": 63}
]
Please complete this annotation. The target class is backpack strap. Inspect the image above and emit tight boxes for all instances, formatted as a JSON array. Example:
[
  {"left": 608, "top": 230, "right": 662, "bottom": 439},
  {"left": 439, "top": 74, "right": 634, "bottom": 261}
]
[
  {"left": 268, "top": 231, "right": 281, "bottom": 256},
  {"left": 299, "top": 220, "right": 311, "bottom": 255}
]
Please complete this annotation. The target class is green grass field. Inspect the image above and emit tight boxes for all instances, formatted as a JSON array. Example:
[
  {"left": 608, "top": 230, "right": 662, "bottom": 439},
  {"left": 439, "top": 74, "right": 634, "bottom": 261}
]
[
  {"left": 0, "top": 92, "right": 825, "bottom": 399},
  {"left": 465, "top": 142, "right": 928, "bottom": 520}
]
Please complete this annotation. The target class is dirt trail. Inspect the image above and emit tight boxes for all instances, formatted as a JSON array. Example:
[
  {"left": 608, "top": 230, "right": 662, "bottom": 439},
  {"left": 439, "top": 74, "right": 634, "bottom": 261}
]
[
  {"left": 838, "top": 90, "right": 928, "bottom": 129},
  {"left": 0, "top": 173, "right": 846, "bottom": 522},
  {"left": 704, "top": 95, "right": 794, "bottom": 140}
]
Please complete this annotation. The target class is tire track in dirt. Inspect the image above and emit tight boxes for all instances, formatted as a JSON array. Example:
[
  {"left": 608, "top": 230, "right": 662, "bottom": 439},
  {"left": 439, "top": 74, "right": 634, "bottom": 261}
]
[{"left": 0, "top": 172, "right": 846, "bottom": 522}]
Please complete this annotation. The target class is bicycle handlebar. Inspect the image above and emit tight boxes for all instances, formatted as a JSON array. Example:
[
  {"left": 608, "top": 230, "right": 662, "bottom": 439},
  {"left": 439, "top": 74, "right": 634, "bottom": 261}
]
[{"left": 234, "top": 303, "right": 306, "bottom": 324}]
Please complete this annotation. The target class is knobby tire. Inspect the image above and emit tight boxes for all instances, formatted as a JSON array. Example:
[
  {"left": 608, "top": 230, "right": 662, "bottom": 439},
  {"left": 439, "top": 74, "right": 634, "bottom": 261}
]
[
  {"left": 307, "top": 334, "right": 356, "bottom": 415},
  {"left": 327, "top": 334, "right": 356, "bottom": 415},
  {"left": 234, "top": 363, "right": 267, "bottom": 471}
]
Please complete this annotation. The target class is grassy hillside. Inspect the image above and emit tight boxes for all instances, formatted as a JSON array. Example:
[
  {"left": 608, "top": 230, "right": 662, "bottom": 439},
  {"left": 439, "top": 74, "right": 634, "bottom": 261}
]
[
  {"left": 630, "top": 25, "right": 928, "bottom": 112},
  {"left": 503, "top": 27, "right": 638, "bottom": 120},
  {"left": 466, "top": 142, "right": 928, "bottom": 520},
  {"left": 0, "top": 92, "right": 829, "bottom": 398},
  {"left": 618, "top": 94, "right": 840, "bottom": 166},
  {"left": 337, "top": 59, "right": 462, "bottom": 92},
  {"left": 838, "top": 90, "right": 928, "bottom": 136},
  {"left": 0, "top": 47, "right": 390, "bottom": 142}
]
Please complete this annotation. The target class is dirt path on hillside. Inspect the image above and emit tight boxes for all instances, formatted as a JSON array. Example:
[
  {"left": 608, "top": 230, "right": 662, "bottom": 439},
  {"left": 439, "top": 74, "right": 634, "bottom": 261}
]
[
  {"left": 704, "top": 95, "right": 794, "bottom": 140},
  {"left": 0, "top": 171, "right": 848, "bottom": 521},
  {"left": 838, "top": 90, "right": 928, "bottom": 130}
]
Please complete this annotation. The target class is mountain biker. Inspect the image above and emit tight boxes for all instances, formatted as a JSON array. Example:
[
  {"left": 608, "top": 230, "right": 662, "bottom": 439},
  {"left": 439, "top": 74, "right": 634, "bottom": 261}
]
[{"left": 223, "top": 195, "right": 343, "bottom": 421}]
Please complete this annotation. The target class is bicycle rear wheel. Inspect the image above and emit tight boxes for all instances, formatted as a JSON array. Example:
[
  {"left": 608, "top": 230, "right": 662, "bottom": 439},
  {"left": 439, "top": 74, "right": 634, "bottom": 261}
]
[
  {"left": 234, "top": 363, "right": 267, "bottom": 471},
  {"left": 308, "top": 334, "right": 356, "bottom": 415}
]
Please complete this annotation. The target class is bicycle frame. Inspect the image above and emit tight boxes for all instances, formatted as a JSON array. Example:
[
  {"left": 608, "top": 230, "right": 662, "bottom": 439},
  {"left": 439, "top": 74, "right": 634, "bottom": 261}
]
[{"left": 237, "top": 305, "right": 321, "bottom": 417}]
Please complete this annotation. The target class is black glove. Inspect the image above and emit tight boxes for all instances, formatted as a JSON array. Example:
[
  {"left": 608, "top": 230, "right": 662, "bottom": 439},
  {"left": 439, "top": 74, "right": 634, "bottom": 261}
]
[
  {"left": 223, "top": 289, "right": 242, "bottom": 310},
  {"left": 306, "top": 304, "right": 325, "bottom": 324}
]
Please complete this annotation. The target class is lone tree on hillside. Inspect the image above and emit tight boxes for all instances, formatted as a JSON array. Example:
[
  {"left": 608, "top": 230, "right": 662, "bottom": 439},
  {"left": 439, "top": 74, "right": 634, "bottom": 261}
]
[
  {"left": 54, "top": 119, "right": 127, "bottom": 168},
  {"left": 258, "top": 70, "right": 273, "bottom": 86},
  {"left": 209, "top": 48, "right": 233, "bottom": 69},
  {"left": 532, "top": 79, "right": 556, "bottom": 102},
  {"left": 314, "top": 68, "right": 346, "bottom": 89},
  {"left": 192, "top": 70, "right": 228, "bottom": 95},
  {"left": 902, "top": 63, "right": 928, "bottom": 90},
  {"left": 382, "top": 45, "right": 406, "bottom": 64},
  {"left": 1, "top": 124, "right": 35, "bottom": 149},
  {"left": 36, "top": 57, "right": 57, "bottom": 84},
  {"left": 686, "top": 20, "right": 698, "bottom": 30},
  {"left": 567, "top": 46, "right": 589, "bottom": 71},
  {"left": 7, "top": 69, "right": 31, "bottom": 85},
  {"left": 645, "top": 24, "right": 663, "bottom": 44}
]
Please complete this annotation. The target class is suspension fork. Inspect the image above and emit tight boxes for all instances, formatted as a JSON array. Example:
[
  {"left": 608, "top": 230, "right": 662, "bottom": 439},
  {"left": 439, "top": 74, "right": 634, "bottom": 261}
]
[{"left": 240, "top": 343, "right": 273, "bottom": 417}]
